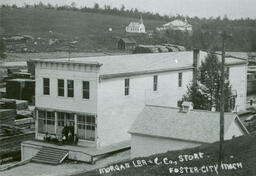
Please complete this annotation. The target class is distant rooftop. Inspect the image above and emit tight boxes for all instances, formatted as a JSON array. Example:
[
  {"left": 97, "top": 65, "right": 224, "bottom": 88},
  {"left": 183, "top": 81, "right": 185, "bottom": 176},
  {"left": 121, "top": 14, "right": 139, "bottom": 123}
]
[
  {"left": 7, "top": 78, "right": 35, "bottom": 82},
  {"left": 33, "top": 51, "right": 247, "bottom": 79},
  {"left": 164, "top": 19, "right": 192, "bottom": 27},
  {"left": 1, "top": 61, "right": 27, "bottom": 67}
]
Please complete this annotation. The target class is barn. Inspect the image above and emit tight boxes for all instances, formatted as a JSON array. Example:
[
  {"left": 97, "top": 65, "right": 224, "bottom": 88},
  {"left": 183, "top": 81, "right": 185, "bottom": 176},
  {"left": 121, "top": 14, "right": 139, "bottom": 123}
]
[{"left": 117, "top": 38, "right": 137, "bottom": 50}]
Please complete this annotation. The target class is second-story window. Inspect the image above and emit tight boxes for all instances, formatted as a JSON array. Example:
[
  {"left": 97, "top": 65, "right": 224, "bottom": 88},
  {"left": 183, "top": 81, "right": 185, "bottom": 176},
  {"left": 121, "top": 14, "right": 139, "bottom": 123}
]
[
  {"left": 125, "top": 78, "right": 129, "bottom": 96},
  {"left": 58, "top": 79, "right": 64, "bottom": 96},
  {"left": 43, "top": 78, "right": 50, "bottom": 95},
  {"left": 67, "top": 80, "right": 74, "bottom": 97},
  {"left": 153, "top": 75, "right": 158, "bottom": 91},
  {"left": 178, "top": 72, "right": 182, "bottom": 87},
  {"left": 83, "top": 81, "right": 90, "bottom": 99}
]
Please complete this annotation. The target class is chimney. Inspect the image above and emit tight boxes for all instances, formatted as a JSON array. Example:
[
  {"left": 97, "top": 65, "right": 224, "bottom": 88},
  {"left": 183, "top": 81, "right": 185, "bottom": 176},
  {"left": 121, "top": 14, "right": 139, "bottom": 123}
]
[
  {"left": 180, "top": 101, "right": 193, "bottom": 113},
  {"left": 193, "top": 48, "right": 200, "bottom": 85}
]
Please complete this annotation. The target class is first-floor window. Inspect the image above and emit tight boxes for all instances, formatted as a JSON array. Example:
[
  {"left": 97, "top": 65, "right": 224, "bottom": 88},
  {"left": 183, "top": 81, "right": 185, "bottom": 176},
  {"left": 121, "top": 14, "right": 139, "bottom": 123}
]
[
  {"left": 66, "top": 113, "right": 74, "bottom": 126},
  {"left": 38, "top": 110, "right": 46, "bottom": 133},
  {"left": 38, "top": 110, "right": 55, "bottom": 134},
  {"left": 77, "top": 114, "right": 96, "bottom": 141},
  {"left": 57, "top": 112, "right": 65, "bottom": 126},
  {"left": 46, "top": 112, "right": 55, "bottom": 125}
]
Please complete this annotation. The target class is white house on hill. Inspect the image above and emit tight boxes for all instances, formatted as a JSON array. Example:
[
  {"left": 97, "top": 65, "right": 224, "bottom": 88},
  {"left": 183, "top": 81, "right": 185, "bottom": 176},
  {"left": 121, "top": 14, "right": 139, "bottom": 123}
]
[
  {"left": 126, "top": 16, "right": 146, "bottom": 33},
  {"left": 129, "top": 103, "right": 249, "bottom": 158},
  {"left": 157, "top": 19, "right": 192, "bottom": 32},
  {"left": 31, "top": 50, "right": 247, "bottom": 150}
]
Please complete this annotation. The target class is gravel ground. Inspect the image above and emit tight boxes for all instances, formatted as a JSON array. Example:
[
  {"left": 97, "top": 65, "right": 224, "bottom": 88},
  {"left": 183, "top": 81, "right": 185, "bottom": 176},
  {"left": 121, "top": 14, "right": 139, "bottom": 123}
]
[{"left": 0, "top": 150, "right": 130, "bottom": 176}]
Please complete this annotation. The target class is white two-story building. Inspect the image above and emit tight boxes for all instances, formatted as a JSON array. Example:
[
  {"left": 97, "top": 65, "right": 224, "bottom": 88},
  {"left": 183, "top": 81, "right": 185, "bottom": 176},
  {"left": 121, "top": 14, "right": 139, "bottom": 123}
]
[{"left": 32, "top": 50, "right": 247, "bottom": 150}]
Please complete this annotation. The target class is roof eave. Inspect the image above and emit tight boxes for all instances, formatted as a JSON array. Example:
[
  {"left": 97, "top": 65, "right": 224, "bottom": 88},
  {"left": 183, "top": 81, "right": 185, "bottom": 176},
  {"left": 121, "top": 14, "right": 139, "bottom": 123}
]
[
  {"left": 129, "top": 131, "right": 210, "bottom": 144},
  {"left": 99, "top": 66, "right": 193, "bottom": 79},
  {"left": 32, "top": 59, "right": 103, "bottom": 67}
]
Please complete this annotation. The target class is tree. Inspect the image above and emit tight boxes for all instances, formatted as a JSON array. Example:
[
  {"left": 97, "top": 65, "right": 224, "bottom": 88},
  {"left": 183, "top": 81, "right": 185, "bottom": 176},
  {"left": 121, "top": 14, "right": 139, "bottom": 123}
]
[
  {"left": 0, "top": 38, "right": 6, "bottom": 62},
  {"left": 93, "top": 3, "right": 100, "bottom": 10},
  {"left": 182, "top": 53, "right": 233, "bottom": 112},
  {"left": 70, "top": 2, "right": 76, "bottom": 9},
  {"left": 120, "top": 4, "right": 125, "bottom": 11}
]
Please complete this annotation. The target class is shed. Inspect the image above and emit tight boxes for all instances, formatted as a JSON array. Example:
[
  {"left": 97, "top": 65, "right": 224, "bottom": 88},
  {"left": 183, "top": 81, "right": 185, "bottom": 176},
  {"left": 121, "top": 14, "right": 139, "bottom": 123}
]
[
  {"left": 129, "top": 104, "right": 249, "bottom": 158},
  {"left": 117, "top": 38, "right": 137, "bottom": 50}
]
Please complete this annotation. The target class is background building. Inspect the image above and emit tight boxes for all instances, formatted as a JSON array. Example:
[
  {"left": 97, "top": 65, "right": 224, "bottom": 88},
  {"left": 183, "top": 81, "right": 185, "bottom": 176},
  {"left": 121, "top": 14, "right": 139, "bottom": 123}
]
[
  {"left": 157, "top": 19, "right": 192, "bottom": 32},
  {"left": 117, "top": 38, "right": 137, "bottom": 50},
  {"left": 125, "top": 16, "right": 146, "bottom": 33}
]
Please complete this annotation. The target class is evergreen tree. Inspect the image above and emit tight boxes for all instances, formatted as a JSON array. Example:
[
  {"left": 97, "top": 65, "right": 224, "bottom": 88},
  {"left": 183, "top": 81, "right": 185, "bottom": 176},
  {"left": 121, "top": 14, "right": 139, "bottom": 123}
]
[{"left": 182, "top": 53, "right": 233, "bottom": 112}]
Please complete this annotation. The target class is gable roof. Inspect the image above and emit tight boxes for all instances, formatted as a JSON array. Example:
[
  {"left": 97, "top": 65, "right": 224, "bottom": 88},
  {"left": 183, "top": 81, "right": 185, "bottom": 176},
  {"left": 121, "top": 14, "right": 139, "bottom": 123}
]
[
  {"left": 164, "top": 20, "right": 192, "bottom": 27},
  {"left": 33, "top": 51, "right": 247, "bottom": 79},
  {"left": 127, "top": 22, "right": 145, "bottom": 28},
  {"left": 129, "top": 104, "right": 247, "bottom": 143}
]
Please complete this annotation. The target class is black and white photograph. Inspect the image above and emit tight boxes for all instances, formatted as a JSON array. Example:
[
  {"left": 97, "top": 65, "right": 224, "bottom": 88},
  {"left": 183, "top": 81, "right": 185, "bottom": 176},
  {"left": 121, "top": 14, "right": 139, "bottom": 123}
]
[{"left": 0, "top": 0, "right": 256, "bottom": 175}]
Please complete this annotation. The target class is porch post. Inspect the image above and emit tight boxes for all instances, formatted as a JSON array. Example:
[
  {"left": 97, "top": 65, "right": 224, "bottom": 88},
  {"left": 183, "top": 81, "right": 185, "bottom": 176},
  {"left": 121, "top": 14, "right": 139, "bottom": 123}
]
[
  {"left": 74, "top": 114, "right": 77, "bottom": 135},
  {"left": 55, "top": 112, "right": 57, "bottom": 134},
  {"left": 35, "top": 109, "right": 38, "bottom": 139}
]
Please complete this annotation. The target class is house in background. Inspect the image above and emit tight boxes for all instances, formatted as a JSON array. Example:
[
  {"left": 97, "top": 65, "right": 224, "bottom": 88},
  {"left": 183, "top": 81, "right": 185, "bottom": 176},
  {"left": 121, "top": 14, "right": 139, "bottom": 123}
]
[
  {"left": 157, "top": 19, "right": 192, "bottom": 32},
  {"left": 117, "top": 38, "right": 137, "bottom": 50},
  {"left": 129, "top": 102, "right": 249, "bottom": 158},
  {"left": 21, "top": 49, "right": 247, "bottom": 163},
  {"left": 125, "top": 16, "right": 146, "bottom": 33}
]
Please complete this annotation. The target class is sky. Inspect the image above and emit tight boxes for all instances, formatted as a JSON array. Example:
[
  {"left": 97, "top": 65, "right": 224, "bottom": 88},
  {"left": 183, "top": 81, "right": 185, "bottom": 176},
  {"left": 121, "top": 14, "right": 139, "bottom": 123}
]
[{"left": 1, "top": 0, "right": 256, "bottom": 19}]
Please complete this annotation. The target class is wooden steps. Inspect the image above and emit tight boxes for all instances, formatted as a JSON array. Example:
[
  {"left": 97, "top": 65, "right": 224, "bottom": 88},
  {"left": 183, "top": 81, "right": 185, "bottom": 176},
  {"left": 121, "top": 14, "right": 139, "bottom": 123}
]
[{"left": 31, "top": 147, "right": 68, "bottom": 165}]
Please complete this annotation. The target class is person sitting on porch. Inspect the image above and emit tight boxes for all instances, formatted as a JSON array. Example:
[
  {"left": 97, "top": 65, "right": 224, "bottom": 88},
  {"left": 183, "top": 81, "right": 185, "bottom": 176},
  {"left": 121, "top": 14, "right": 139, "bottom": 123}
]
[
  {"left": 50, "top": 134, "right": 59, "bottom": 143},
  {"left": 62, "top": 125, "right": 69, "bottom": 144},
  {"left": 68, "top": 130, "right": 73, "bottom": 144},
  {"left": 44, "top": 132, "right": 50, "bottom": 142},
  {"left": 62, "top": 135, "right": 66, "bottom": 144}
]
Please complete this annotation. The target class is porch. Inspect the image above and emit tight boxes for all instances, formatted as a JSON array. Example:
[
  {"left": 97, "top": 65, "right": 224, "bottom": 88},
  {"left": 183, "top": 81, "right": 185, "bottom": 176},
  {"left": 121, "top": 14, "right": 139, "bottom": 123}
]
[
  {"left": 35, "top": 108, "right": 97, "bottom": 147},
  {"left": 21, "top": 140, "right": 130, "bottom": 164}
]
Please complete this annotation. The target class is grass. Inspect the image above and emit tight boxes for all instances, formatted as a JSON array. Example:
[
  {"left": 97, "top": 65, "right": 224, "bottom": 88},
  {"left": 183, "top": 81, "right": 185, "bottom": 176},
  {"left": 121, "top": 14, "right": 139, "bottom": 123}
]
[
  {"left": 78, "top": 134, "right": 256, "bottom": 176},
  {"left": 1, "top": 8, "right": 163, "bottom": 52}
]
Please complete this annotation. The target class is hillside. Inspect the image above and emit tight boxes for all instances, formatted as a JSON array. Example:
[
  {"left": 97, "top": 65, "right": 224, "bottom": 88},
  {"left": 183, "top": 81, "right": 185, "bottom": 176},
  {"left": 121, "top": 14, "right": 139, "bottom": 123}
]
[
  {"left": 79, "top": 134, "right": 256, "bottom": 176},
  {"left": 1, "top": 7, "right": 256, "bottom": 53},
  {"left": 0, "top": 8, "right": 163, "bottom": 52}
]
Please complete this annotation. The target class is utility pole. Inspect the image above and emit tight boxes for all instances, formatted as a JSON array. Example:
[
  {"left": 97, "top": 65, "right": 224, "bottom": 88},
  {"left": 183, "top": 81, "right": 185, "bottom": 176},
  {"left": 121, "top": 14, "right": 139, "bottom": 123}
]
[{"left": 219, "top": 31, "right": 232, "bottom": 171}]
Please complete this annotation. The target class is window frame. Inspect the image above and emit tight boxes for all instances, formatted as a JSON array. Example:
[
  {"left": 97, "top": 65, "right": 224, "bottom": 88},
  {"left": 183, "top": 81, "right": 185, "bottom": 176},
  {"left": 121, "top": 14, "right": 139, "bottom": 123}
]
[
  {"left": 58, "top": 79, "right": 65, "bottom": 97},
  {"left": 43, "top": 78, "right": 50, "bottom": 95},
  {"left": 77, "top": 114, "right": 96, "bottom": 141},
  {"left": 67, "top": 80, "right": 74, "bottom": 98},
  {"left": 46, "top": 111, "right": 55, "bottom": 125},
  {"left": 178, "top": 72, "right": 182, "bottom": 87},
  {"left": 82, "top": 81, "right": 90, "bottom": 99},
  {"left": 124, "top": 78, "right": 130, "bottom": 96},
  {"left": 153, "top": 75, "right": 158, "bottom": 91},
  {"left": 57, "top": 112, "right": 65, "bottom": 126}
]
